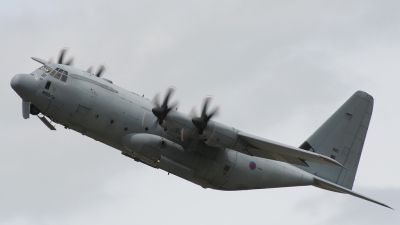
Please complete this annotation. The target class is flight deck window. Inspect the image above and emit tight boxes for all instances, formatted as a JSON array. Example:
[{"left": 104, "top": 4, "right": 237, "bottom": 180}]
[
  {"left": 61, "top": 75, "right": 67, "bottom": 82},
  {"left": 39, "top": 66, "right": 53, "bottom": 73},
  {"left": 44, "top": 67, "right": 52, "bottom": 73},
  {"left": 54, "top": 72, "right": 62, "bottom": 79},
  {"left": 51, "top": 67, "right": 69, "bottom": 83}
]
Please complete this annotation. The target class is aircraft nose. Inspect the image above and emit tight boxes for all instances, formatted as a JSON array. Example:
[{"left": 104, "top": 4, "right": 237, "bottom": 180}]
[{"left": 10, "top": 74, "right": 39, "bottom": 101}]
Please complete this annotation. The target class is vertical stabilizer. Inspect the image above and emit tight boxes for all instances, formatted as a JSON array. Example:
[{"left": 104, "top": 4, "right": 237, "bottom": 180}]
[{"left": 297, "top": 91, "right": 373, "bottom": 190}]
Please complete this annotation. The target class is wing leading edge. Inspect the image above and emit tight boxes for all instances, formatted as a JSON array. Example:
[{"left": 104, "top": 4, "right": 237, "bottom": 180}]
[{"left": 237, "top": 131, "right": 345, "bottom": 168}]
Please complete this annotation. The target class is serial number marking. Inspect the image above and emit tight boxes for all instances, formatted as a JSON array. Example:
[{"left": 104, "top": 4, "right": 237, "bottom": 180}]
[
  {"left": 42, "top": 90, "right": 51, "bottom": 97},
  {"left": 42, "top": 91, "right": 54, "bottom": 99}
]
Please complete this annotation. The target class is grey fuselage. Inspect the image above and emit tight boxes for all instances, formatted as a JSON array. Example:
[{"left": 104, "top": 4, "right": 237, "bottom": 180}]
[{"left": 26, "top": 64, "right": 315, "bottom": 191}]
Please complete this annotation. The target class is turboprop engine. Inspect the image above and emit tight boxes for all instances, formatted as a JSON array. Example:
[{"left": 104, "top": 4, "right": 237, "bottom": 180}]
[
  {"left": 151, "top": 88, "right": 247, "bottom": 150},
  {"left": 195, "top": 120, "right": 247, "bottom": 150},
  {"left": 159, "top": 110, "right": 199, "bottom": 141}
]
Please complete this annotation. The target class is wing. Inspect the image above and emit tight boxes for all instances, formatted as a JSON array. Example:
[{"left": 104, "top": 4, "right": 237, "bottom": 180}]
[
  {"left": 237, "top": 131, "right": 344, "bottom": 168},
  {"left": 31, "top": 57, "right": 48, "bottom": 65}
]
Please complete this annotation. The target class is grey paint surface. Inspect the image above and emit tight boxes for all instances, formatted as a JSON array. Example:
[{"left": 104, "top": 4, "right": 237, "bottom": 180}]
[
  {"left": 2, "top": 1, "right": 399, "bottom": 224},
  {"left": 11, "top": 60, "right": 389, "bottom": 208}
]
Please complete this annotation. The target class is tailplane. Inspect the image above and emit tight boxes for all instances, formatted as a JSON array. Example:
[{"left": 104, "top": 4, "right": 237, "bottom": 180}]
[{"left": 298, "top": 91, "right": 373, "bottom": 190}]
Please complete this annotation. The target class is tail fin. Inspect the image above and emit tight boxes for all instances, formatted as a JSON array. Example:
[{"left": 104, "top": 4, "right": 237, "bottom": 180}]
[{"left": 298, "top": 91, "right": 373, "bottom": 190}]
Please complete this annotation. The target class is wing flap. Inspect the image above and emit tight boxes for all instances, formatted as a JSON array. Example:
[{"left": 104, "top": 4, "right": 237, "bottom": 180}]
[{"left": 238, "top": 131, "right": 344, "bottom": 168}]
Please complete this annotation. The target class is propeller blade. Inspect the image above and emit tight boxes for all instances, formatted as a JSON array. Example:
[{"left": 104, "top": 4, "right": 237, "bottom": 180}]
[
  {"left": 151, "top": 90, "right": 161, "bottom": 106},
  {"left": 22, "top": 100, "right": 30, "bottom": 119},
  {"left": 192, "top": 96, "right": 219, "bottom": 135},
  {"left": 188, "top": 105, "right": 198, "bottom": 117},
  {"left": 162, "top": 87, "right": 176, "bottom": 108},
  {"left": 95, "top": 64, "right": 106, "bottom": 77},
  {"left": 86, "top": 65, "right": 93, "bottom": 74},
  {"left": 201, "top": 96, "right": 214, "bottom": 117},
  {"left": 207, "top": 105, "right": 219, "bottom": 120},
  {"left": 151, "top": 87, "right": 177, "bottom": 125},
  {"left": 58, "top": 48, "right": 67, "bottom": 64},
  {"left": 64, "top": 57, "right": 74, "bottom": 66},
  {"left": 169, "top": 101, "right": 179, "bottom": 112}
]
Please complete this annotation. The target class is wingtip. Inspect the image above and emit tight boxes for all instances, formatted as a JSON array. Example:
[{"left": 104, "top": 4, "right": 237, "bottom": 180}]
[{"left": 31, "top": 57, "right": 48, "bottom": 65}]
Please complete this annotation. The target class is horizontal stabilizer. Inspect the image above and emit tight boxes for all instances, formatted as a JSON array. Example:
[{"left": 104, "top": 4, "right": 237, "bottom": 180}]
[
  {"left": 238, "top": 131, "right": 345, "bottom": 168},
  {"left": 313, "top": 176, "right": 392, "bottom": 209}
]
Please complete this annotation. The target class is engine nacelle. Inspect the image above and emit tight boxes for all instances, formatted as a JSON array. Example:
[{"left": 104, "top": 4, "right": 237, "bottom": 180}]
[
  {"left": 153, "top": 110, "right": 247, "bottom": 151},
  {"left": 200, "top": 120, "right": 247, "bottom": 150},
  {"left": 160, "top": 110, "right": 199, "bottom": 140}
]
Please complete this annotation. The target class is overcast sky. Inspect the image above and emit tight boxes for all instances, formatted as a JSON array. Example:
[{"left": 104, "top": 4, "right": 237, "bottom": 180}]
[{"left": 1, "top": 0, "right": 399, "bottom": 224}]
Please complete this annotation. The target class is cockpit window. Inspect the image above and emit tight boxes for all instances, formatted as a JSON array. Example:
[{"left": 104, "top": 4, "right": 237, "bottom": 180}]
[
  {"left": 61, "top": 75, "right": 68, "bottom": 82},
  {"left": 51, "top": 67, "right": 69, "bottom": 83},
  {"left": 39, "top": 66, "right": 53, "bottom": 73},
  {"left": 36, "top": 66, "right": 53, "bottom": 81},
  {"left": 54, "top": 72, "right": 62, "bottom": 79}
]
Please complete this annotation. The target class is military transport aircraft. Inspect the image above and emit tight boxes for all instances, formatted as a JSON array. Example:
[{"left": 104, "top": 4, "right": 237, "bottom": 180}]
[{"left": 10, "top": 49, "right": 391, "bottom": 209}]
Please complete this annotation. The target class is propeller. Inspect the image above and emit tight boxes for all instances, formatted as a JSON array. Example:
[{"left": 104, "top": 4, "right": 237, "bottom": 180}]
[
  {"left": 192, "top": 97, "right": 219, "bottom": 135},
  {"left": 151, "top": 87, "right": 178, "bottom": 125},
  {"left": 86, "top": 64, "right": 107, "bottom": 77},
  {"left": 50, "top": 48, "right": 74, "bottom": 66}
]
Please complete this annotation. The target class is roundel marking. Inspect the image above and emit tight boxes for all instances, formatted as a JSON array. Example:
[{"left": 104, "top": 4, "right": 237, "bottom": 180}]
[{"left": 249, "top": 161, "right": 256, "bottom": 170}]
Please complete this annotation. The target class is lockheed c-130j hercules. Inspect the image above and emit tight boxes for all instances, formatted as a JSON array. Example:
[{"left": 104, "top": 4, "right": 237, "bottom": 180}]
[{"left": 10, "top": 49, "right": 392, "bottom": 209}]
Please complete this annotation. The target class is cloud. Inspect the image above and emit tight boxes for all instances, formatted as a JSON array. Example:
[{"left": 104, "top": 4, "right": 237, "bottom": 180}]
[
  {"left": 2, "top": 1, "right": 400, "bottom": 224},
  {"left": 295, "top": 187, "right": 400, "bottom": 225}
]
